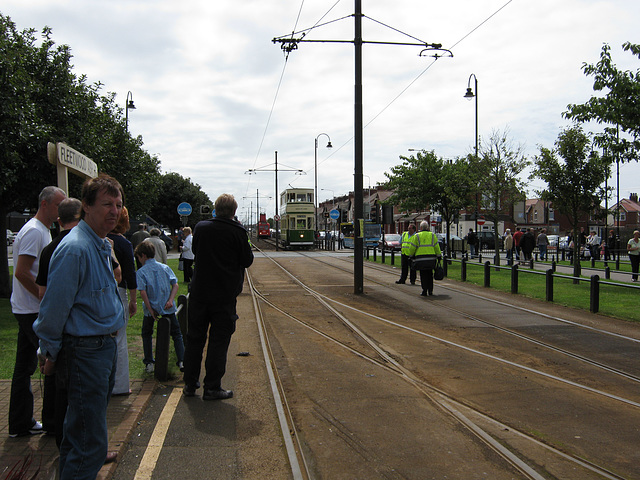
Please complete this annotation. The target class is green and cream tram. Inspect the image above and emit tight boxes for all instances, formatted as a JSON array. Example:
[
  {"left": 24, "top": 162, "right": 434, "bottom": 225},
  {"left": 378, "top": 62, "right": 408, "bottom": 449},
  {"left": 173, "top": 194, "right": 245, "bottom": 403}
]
[{"left": 279, "top": 188, "right": 315, "bottom": 249}]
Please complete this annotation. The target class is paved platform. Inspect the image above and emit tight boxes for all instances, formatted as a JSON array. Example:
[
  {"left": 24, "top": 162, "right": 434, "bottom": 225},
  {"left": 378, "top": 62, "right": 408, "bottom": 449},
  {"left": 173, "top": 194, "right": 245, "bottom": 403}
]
[{"left": 0, "top": 377, "right": 155, "bottom": 480}]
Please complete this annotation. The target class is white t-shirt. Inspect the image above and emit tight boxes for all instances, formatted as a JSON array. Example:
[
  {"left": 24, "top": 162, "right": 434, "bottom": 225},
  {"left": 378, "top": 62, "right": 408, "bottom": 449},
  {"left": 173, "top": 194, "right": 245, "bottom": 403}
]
[{"left": 10, "top": 218, "right": 52, "bottom": 314}]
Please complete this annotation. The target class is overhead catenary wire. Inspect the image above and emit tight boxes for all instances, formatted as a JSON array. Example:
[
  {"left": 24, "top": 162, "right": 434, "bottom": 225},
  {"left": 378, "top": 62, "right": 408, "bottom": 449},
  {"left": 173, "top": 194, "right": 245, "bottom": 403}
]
[
  {"left": 312, "top": 0, "right": 516, "bottom": 174},
  {"left": 251, "top": 0, "right": 515, "bottom": 201},
  {"left": 245, "top": 0, "right": 343, "bottom": 202}
]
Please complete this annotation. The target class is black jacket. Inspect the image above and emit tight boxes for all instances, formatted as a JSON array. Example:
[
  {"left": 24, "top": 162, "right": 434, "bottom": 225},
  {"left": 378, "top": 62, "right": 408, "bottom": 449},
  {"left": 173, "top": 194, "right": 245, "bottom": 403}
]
[{"left": 190, "top": 217, "right": 254, "bottom": 302}]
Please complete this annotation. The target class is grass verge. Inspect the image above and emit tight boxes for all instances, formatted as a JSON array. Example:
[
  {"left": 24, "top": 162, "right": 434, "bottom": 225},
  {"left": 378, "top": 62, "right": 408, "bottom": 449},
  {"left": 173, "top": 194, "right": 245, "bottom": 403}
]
[
  {"left": 0, "top": 258, "right": 188, "bottom": 380},
  {"left": 366, "top": 254, "right": 640, "bottom": 323}
]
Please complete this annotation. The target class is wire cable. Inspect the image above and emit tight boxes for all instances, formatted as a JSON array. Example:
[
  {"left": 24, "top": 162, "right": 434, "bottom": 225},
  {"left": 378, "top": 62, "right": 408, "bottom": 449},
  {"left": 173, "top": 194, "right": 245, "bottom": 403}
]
[{"left": 313, "top": 0, "right": 515, "bottom": 174}]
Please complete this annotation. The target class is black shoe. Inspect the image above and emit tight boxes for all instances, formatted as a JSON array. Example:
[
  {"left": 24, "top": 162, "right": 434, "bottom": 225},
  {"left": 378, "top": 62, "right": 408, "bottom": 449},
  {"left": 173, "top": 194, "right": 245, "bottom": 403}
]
[
  {"left": 9, "top": 420, "right": 44, "bottom": 438},
  {"left": 183, "top": 385, "right": 198, "bottom": 397},
  {"left": 420, "top": 291, "right": 428, "bottom": 296},
  {"left": 395, "top": 280, "right": 405, "bottom": 284},
  {"left": 428, "top": 290, "right": 433, "bottom": 296},
  {"left": 203, "top": 388, "right": 233, "bottom": 401}
]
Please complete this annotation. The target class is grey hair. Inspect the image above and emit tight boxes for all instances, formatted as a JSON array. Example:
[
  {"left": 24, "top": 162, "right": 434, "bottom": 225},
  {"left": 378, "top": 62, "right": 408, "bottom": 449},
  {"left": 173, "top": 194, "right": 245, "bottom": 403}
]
[
  {"left": 39, "top": 186, "right": 65, "bottom": 204},
  {"left": 419, "top": 221, "right": 429, "bottom": 231}
]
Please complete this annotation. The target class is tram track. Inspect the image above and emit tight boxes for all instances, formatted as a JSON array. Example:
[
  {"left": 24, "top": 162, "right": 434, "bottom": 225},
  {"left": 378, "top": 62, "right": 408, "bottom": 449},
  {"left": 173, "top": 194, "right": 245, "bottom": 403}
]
[
  {"left": 299, "top": 250, "right": 640, "bottom": 386},
  {"left": 248, "top": 247, "right": 638, "bottom": 479}
]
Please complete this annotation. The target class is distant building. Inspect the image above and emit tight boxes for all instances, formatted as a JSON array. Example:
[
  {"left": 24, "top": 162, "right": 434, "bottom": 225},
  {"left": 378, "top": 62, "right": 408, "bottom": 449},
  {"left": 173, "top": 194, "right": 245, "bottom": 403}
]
[{"left": 608, "top": 193, "right": 640, "bottom": 229}]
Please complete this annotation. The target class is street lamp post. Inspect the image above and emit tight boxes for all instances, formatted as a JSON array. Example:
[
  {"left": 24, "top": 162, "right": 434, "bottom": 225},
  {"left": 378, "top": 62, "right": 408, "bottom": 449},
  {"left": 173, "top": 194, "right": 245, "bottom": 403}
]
[
  {"left": 464, "top": 73, "right": 479, "bottom": 251},
  {"left": 315, "top": 133, "right": 333, "bottom": 239},
  {"left": 125, "top": 91, "right": 136, "bottom": 131}
]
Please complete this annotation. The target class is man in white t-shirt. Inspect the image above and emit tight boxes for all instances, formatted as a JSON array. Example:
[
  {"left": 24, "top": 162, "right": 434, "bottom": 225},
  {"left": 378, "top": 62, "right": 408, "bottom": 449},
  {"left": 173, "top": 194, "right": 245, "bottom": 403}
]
[{"left": 9, "top": 186, "right": 66, "bottom": 438}]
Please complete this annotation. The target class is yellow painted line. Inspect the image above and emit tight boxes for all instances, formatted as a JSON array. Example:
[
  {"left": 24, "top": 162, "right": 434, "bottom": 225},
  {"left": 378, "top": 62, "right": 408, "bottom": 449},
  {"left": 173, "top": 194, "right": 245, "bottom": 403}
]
[{"left": 134, "top": 387, "right": 182, "bottom": 480}]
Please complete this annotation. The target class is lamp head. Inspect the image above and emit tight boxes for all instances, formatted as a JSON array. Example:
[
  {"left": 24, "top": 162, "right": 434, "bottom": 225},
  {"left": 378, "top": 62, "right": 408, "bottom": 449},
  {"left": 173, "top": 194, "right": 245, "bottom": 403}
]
[
  {"left": 326, "top": 141, "right": 333, "bottom": 149},
  {"left": 464, "top": 87, "right": 475, "bottom": 100},
  {"left": 127, "top": 99, "right": 136, "bottom": 110}
]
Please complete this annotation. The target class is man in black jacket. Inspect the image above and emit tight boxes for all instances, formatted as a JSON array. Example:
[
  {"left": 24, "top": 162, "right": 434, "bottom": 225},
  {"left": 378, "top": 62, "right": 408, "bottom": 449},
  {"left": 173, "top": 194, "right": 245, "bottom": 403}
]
[{"left": 183, "top": 194, "right": 254, "bottom": 400}]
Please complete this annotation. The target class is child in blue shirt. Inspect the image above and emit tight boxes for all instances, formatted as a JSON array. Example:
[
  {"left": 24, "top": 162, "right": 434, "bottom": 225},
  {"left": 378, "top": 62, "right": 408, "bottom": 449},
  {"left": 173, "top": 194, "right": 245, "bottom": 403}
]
[{"left": 134, "top": 242, "right": 185, "bottom": 373}]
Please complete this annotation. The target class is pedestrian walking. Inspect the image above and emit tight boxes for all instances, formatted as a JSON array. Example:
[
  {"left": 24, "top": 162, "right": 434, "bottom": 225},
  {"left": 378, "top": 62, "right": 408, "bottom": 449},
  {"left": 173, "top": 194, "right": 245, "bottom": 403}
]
[
  {"left": 627, "top": 230, "right": 640, "bottom": 282},
  {"left": 504, "top": 229, "right": 514, "bottom": 264},
  {"left": 536, "top": 228, "right": 549, "bottom": 261},
  {"left": 466, "top": 228, "right": 477, "bottom": 259},
  {"left": 396, "top": 224, "right": 416, "bottom": 285},
  {"left": 513, "top": 228, "right": 523, "bottom": 261},
  {"left": 520, "top": 228, "right": 535, "bottom": 263},
  {"left": 407, "top": 221, "right": 441, "bottom": 297}
]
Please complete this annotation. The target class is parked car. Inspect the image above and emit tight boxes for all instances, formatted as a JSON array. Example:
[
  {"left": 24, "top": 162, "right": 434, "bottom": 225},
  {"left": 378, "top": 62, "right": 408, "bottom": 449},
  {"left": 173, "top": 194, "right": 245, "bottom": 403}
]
[
  {"left": 558, "top": 236, "right": 570, "bottom": 252},
  {"left": 6, "top": 229, "right": 15, "bottom": 246},
  {"left": 477, "top": 231, "right": 504, "bottom": 250},
  {"left": 378, "top": 233, "right": 402, "bottom": 252},
  {"left": 547, "top": 234, "right": 559, "bottom": 251},
  {"left": 437, "top": 233, "right": 464, "bottom": 255}
]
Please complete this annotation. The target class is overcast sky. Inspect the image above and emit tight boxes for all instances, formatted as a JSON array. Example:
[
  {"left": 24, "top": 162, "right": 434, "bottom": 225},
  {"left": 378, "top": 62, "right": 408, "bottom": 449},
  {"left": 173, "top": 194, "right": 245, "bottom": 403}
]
[{"left": 4, "top": 0, "right": 640, "bottom": 222}]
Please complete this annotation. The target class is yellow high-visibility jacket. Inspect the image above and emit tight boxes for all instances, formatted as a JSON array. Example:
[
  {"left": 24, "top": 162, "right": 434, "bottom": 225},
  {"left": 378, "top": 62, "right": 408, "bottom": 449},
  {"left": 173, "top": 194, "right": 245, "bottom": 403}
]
[
  {"left": 400, "top": 231, "right": 414, "bottom": 255},
  {"left": 407, "top": 230, "right": 441, "bottom": 258}
]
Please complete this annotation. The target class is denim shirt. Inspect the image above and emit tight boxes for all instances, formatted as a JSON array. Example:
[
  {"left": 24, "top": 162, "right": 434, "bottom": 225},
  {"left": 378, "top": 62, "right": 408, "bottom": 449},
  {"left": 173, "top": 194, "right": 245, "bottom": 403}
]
[
  {"left": 34, "top": 220, "right": 124, "bottom": 361},
  {"left": 136, "top": 258, "right": 178, "bottom": 317}
]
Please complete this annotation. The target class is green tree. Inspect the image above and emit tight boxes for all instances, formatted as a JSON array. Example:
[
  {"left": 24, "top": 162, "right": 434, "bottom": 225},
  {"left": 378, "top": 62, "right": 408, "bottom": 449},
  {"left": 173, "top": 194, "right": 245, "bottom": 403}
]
[
  {"left": 0, "top": 15, "right": 163, "bottom": 296},
  {"left": 384, "top": 150, "right": 474, "bottom": 253},
  {"left": 148, "top": 172, "right": 212, "bottom": 234},
  {"left": 473, "top": 129, "right": 529, "bottom": 265},
  {"left": 564, "top": 42, "right": 640, "bottom": 162},
  {"left": 531, "top": 126, "right": 610, "bottom": 278}
]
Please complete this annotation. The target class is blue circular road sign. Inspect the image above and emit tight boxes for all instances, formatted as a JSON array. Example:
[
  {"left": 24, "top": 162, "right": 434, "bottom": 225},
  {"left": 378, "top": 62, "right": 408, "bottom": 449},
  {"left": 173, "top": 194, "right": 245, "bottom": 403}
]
[
  {"left": 329, "top": 209, "right": 340, "bottom": 220},
  {"left": 177, "top": 202, "right": 192, "bottom": 216}
]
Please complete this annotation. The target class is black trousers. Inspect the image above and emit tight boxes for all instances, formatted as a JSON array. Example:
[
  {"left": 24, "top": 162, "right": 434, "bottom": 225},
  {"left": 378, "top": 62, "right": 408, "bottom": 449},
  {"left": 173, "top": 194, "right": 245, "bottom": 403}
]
[
  {"left": 419, "top": 269, "right": 434, "bottom": 294},
  {"left": 399, "top": 254, "right": 417, "bottom": 283},
  {"left": 183, "top": 298, "right": 238, "bottom": 390},
  {"left": 183, "top": 258, "right": 194, "bottom": 283},
  {"left": 9, "top": 313, "right": 56, "bottom": 435},
  {"left": 630, "top": 254, "right": 640, "bottom": 281}
]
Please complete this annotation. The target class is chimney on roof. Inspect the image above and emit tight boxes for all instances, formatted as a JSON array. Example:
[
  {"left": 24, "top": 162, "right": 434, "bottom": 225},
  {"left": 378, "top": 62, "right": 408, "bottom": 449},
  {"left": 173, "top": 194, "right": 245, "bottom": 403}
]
[{"left": 631, "top": 193, "right": 638, "bottom": 203}]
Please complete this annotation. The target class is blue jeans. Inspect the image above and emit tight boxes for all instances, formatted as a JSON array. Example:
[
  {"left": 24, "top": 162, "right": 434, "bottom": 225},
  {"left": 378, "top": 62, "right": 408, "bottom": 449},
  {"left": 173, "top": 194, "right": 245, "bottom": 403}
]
[
  {"left": 59, "top": 334, "right": 117, "bottom": 480},
  {"left": 469, "top": 244, "right": 476, "bottom": 258},
  {"left": 142, "top": 314, "right": 185, "bottom": 365},
  {"left": 538, "top": 245, "right": 547, "bottom": 260}
]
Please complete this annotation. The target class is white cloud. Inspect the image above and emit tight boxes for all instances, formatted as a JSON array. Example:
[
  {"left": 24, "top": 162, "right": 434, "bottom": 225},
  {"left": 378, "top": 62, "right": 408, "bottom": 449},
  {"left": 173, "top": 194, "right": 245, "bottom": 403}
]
[{"left": 3, "top": 0, "right": 640, "bottom": 219}]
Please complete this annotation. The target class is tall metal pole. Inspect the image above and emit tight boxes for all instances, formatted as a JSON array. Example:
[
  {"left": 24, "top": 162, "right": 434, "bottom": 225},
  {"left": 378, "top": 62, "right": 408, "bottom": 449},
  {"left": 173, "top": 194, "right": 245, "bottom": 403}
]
[
  {"left": 275, "top": 151, "right": 279, "bottom": 251},
  {"left": 315, "top": 137, "right": 319, "bottom": 240},
  {"left": 354, "top": 0, "right": 364, "bottom": 294}
]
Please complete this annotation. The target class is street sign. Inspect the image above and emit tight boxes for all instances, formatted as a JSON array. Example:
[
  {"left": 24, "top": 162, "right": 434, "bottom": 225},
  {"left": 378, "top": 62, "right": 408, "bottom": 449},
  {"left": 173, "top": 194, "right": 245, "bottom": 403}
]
[
  {"left": 477, "top": 216, "right": 485, "bottom": 225},
  {"left": 177, "top": 202, "right": 192, "bottom": 216},
  {"left": 274, "top": 214, "right": 281, "bottom": 222},
  {"left": 329, "top": 209, "right": 340, "bottom": 220}
]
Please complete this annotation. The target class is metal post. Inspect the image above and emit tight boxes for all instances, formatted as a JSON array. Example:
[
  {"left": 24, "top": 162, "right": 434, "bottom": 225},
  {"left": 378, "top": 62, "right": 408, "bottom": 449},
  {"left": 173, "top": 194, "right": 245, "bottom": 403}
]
[
  {"left": 590, "top": 275, "right": 600, "bottom": 313},
  {"left": 511, "top": 264, "right": 519, "bottom": 294},
  {"left": 461, "top": 258, "right": 467, "bottom": 281},
  {"left": 155, "top": 316, "right": 171, "bottom": 381},
  {"left": 484, "top": 261, "right": 490, "bottom": 288},
  {"left": 353, "top": 0, "right": 364, "bottom": 294},
  {"left": 545, "top": 269, "right": 554, "bottom": 302}
]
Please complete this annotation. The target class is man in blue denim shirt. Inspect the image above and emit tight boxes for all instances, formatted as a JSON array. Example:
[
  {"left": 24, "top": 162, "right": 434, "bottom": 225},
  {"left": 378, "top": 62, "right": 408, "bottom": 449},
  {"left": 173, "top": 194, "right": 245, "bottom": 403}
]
[{"left": 34, "top": 174, "right": 125, "bottom": 479}]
